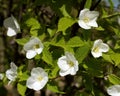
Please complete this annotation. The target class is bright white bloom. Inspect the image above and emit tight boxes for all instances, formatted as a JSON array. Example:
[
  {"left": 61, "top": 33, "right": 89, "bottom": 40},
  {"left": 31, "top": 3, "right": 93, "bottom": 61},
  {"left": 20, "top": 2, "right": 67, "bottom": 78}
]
[
  {"left": 91, "top": 39, "right": 109, "bottom": 58},
  {"left": 26, "top": 67, "right": 48, "bottom": 91},
  {"left": 6, "top": 62, "right": 18, "bottom": 84},
  {"left": 3, "top": 15, "right": 20, "bottom": 36},
  {"left": 78, "top": 8, "right": 99, "bottom": 29},
  {"left": 23, "top": 37, "right": 44, "bottom": 59},
  {"left": 57, "top": 52, "right": 79, "bottom": 76},
  {"left": 107, "top": 85, "right": 120, "bottom": 96},
  {"left": 0, "top": 73, "right": 4, "bottom": 80}
]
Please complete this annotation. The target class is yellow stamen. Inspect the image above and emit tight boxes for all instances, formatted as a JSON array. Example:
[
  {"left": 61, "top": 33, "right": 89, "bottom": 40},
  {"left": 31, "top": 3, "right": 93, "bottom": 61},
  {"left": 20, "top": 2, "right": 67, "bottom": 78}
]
[
  {"left": 83, "top": 17, "right": 89, "bottom": 23},
  {"left": 93, "top": 47, "right": 99, "bottom": 53},
  {"left": 37, "top": 76, "right": 43, "bottom": 81},
  {"left": 68, "top": 61, "right": 74, "bottom": 67},
  {"left": 33, "top": 44, "right": 39, "bottom": 49}
]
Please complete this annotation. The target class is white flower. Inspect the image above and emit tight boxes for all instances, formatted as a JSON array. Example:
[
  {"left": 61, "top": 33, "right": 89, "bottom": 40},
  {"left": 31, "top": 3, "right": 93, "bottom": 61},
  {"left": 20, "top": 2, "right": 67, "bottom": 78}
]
[
  {"left": 78, "top": 8, "right": 99, "bottom": 29},
  {"left": 26, "top": 67, "right": 48, "bottom": 91},
  {"left": 91, "top": 39, "right": 109, "bottom": 58},
  {"left": 0, "top": 73, "right": 4, "bottom": 80},
  {"left": 6, "top": 62, "right": 18, "bottom": 84},
  {"left": 3, "top": 15, "right": 20, "bottom": 36},
  {"left": 57, "top": 52, "right": 79, "bottom": 76},
  {"left": 107, "top": 85, "right": 120, "bottom": 96},
  {"left": 23, "top": 37, "right": 44, "bottom": 59}
]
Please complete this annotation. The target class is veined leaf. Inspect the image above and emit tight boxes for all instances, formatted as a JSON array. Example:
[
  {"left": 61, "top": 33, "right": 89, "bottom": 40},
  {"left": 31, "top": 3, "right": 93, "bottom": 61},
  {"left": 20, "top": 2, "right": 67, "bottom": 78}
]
[
  {"left": 25, "top": 18, "right": 41, "bottom": 36},
  {"left": 57, "top": 17, "right": 77, "bottom": 34},
  {"left": 16, "top": 37, "right": 29, "bottom": 46},
  {"left": 84, "top": 0, "right": 92, "bottom": 9},
  {"left": 67, "top": 36, "right": 85, "bottom": 47},
  {"left": 108, "top": 74, "right": 120, "bottom": 84},
  {"left": 17, "top": 83, "right": 27, "bottom": 96}
]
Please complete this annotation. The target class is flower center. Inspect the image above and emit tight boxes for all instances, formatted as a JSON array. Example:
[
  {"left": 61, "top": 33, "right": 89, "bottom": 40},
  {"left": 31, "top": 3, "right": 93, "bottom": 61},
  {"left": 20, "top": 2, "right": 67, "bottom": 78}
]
[
  {"left": 93, "top": 47, "right": 99, "bottom": 53},
  {"left": 37, "top": 76, "right": 43, "bottom": 81},
  {"left": 68, "top": 61, "right": 74, "bottom": 67},
  {"left": 33, "top": 44, "right": 39, "bottom": 49},
  {"left": 83, "top": 17, "right": 89, "bottom": 23}
]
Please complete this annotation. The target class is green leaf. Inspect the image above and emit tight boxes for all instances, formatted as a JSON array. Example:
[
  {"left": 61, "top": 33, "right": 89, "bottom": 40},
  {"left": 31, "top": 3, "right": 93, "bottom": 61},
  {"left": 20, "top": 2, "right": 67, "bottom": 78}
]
[
  {"left": 25, "top": 18, "right": 41, "bottom": 36},
  {"left": 108, "top": 74, "right": 120, "bottom": 84},
  {"left": 84, "top": 0, "right": 92, "bottom": 9},
  {"left": 110, "top": 53, "right": 120, "bottom": 66},
  {"left": 47, "top": 81, "right": 64, "bottom": 94},
  {"left": 19, "top": 72, "right": 29, "bottom": 81},
  {"left": 57, "top": 17, "right": 77, "bottom": 34},
  {"left": 42, "top": 42, "right": 53, "bottom": 65},
  {"left": 16, "top": 37, "right": 29, "bottom": 45},
  {"left": 67, "top": 36, "right": 85, "bottom": 47},
  {"left": 75, "top": 44, "right": 90, "bottom": 63},
  {"left": 102, "top": 54, "right": 113, "bottom": 64},
  {"left": 47, "top": 28, "right": 57, "bottom": 37},
  {"left": 59, "top": 5, "right": 71, "bottom": 17},
  {"left": 17, "top": 83, "right": 27, "bottom": 96},
  {"left": 108, "top": 0, "right": 114, "bottom": 10},
  {"left": 49, "top": 66, "right": 59, "bottom": 79}
]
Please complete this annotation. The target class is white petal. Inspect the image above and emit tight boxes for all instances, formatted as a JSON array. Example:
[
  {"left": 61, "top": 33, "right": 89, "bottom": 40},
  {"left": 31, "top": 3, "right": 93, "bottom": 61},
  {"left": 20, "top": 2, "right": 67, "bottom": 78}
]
[
  {"left": 6, "top": 69, "right": 17, "bottom": 81},
  {"left": 35, "top": 48, "right": 43, "bottom": 54},
  {"left": 10, "top": 62, "right": 17, "bottom": 71},
  {"left": 65, "top": 52, "right": 76, "bottom": 63},
  {"left": 78, "top": 20, "right": 91, "bottom": 29},
  {"left": 91, "top": 51, "right": 102, "bottom": 58},
  {"left": 7, "top": 27, "right": 17, "bottom": 36},
  {"left": 70, "top": 67, "right": 77, "bottom": 75},
  {"left": 11, "top": 15, "right": 20, "bottom": 31},
  {"left": 107, "top": 85, "right": 120, "bottom": 96},
  {"left": 79, "top": 9, "right": 89, "bottom": 19},
  {"left": 86, "top": 11, "right": 99, "bottom": 20},
  {"left": 87, "top": 19, "right": 98, "bottom": 27},
  {"left": 26, "top": 77, "right": 36, "bottom": 89},
  {"left": 59, "top": 69, "right": 71, "bottom": 76},
  {"left": 31, "top": 67, "right": 47, "bottom": 77},
  {"left": 26, "top": 50, "right": 37, "bottom": 59},
  {"left": 99, "top": 43, "right": 109, "bottom": 52},
  {"left": 0, "top": 74, "right": 3, "bottom": 80},
  {"left": 57, "top": 56, "right": 70, "bottom": 71},
  {"left": 93, "top": 39, "right": 103, "bottom": 47}
]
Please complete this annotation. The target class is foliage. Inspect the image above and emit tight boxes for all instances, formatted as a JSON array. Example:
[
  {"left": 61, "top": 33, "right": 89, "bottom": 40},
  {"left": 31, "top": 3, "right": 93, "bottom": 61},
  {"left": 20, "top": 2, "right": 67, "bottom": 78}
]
[{"left": 0, "top": 0, "right": 120, "bottom": 96}]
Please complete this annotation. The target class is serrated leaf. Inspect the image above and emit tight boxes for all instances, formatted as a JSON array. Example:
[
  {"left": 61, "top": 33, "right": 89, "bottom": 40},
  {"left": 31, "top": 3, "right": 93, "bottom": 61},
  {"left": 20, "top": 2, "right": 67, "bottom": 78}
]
[
  {"left": 59, "top": 5, "right": 71, "bottom": 17},
  {"left": 19, "top": 72, "right": 29, "bottom": 81},
  {"left": 16, "top": 37, "right": 29, "bottom": 45},
  {"left": 67, "top": 36, "right": 85, "bottom": 47},
  {"left": 47, "top": 28, "right": 56, "bottom": 37},
  {"left": 26, "top": 18, "right": 41, "bottom": 36},
  {"left": 84, "top": 0, "right": 92, "bottom": 9},
  {"left": 102, "top": 54, "right": 113, "bottom": 64},
  {"left": 17, "top": 83, "right": 27, "bottom": 96},
  {"left": 57, "top": 17, "right": 76, "bottom": 34},
  {"left": 42, "top": 43, "right": 53, "bottom": 65},
  {"left": 110, "top": 53, "right": 120, "bottom": 66},
  {"left": 108, "top": 74, "right": 120, "bottom": 84},
  {"left": 75, "top": 44, "right": 90, "bottom": 63},
  {"left": 47, "top": 82, "right": 64, "bottom": 94}
]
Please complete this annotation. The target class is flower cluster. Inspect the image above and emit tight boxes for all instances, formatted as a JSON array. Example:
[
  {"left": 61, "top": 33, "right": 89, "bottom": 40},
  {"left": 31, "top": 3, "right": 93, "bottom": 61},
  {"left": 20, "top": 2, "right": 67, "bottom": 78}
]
[{"left": 2, "top": 7, "right": 113, "bottom": 94}]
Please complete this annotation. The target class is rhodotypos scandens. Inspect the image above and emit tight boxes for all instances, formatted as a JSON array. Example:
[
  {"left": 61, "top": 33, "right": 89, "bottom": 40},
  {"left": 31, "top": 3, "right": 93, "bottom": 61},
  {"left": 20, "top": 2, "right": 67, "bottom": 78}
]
[
  {"left": 3, "top": 15, "right": 20, "bottom": 36},
  {"left": 78, "top": 8, "right": 99, "bottom": 29},
  {"left": 23, "top": 37, "right": 44, "bottom": 59},
  {"left": 6, "top": 62, "right": 18, "bottom": 84},
  {"left": 26, "top": 67, "right": 48, "bottom": 91},
  {"left": 91, "top": 39, "right": 109, "bottom": 58},
  {"left": 107, "top": 85, "right": 120, "bottom": 96},
  {"left": 57, "top": 52, "right": 79, "bottom": 76}
]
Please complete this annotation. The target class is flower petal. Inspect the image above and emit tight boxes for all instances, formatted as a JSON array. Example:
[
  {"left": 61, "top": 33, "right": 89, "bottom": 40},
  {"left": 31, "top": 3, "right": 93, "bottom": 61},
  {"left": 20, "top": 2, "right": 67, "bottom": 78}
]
[
  {"left": 99, "top": 43, "right": 109, "bottom": 52},
  {"left": 79, "top": 9, "right": 89, "bottom": 19},
  {"left": 59, "top": 69, "right": 71, "bottom": 76},
  {"left": 57, "top": 56, "right": 70, "bottom": 71},
  {"left": 78, "top": 20, "right": 91, "bottom": 29},
  {"left": 107, "top": 85, "right": 120, "bottom": 96},
  {"left": 91, "top": 51, "right": 102, "bottom": 58},
  {"left": 7, "top": 27, "right": 17, "bottom": 36},
  {"left": 87, "top": 18, "right": 98, "bottom": 27},
  {"left": 26, "top": 50, "right": 37, "bottom": 59},
  {"left": 35, "top": 48, "right": 43, "bottom": 54}
]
